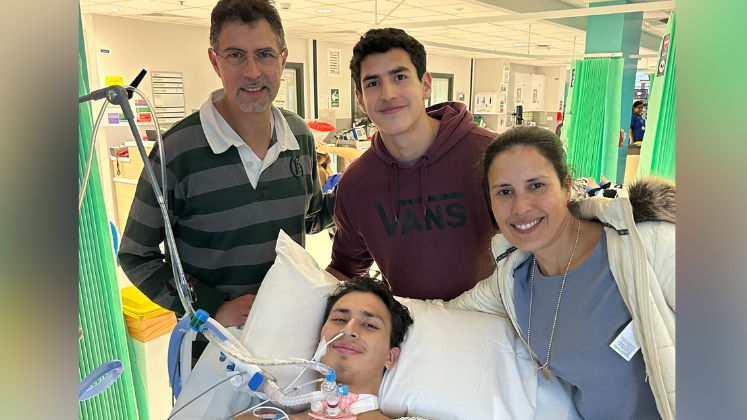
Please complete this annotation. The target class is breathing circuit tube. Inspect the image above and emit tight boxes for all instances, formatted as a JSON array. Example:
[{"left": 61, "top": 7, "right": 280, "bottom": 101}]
[{"left": 193, "top": 310, "right": 334, "bottom": 377}]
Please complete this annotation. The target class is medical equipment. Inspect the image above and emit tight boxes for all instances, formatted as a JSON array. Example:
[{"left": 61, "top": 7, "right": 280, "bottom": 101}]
[{"left": 79, "top": 70, "right": 348, "bottom": 418}]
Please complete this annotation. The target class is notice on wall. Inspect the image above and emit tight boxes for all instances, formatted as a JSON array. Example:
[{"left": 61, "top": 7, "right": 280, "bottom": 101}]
[
  {"left": 152, "top": 71, "right": 186, "bottom": 129},
  {"left": 105, "top": 76, "right": 124, "bottom": 87},
  {"left": 318, "top": 94, "right": 331, "bottom": 109},
  {"left": 135, "top": 99, "right": 152, "bottom": 123},
  {"left": 331, "top": 89, "right": 340, "bottom": 107}
]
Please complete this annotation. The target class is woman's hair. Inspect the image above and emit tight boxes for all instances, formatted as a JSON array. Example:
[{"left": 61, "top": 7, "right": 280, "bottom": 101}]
[
  {"left": 317, "top": 153, "right": 331, "bottom": 186},
  {"left": 480, "top": 126, "right": 570, "bottom": 228},
  {"left": 632, "top": 100, "right": 645, "bottom": 111}
]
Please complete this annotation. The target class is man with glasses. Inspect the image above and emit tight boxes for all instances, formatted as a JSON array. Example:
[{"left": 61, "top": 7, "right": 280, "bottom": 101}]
[{"left": 118, "top": 0, "right": 335, "bottom": 359}]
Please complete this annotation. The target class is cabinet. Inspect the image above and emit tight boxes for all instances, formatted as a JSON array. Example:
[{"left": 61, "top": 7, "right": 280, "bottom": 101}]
[
  {"left": 514, "top": 73, "right": 546, "bottom": 111},
  {"left": 514, "top": 68, "right": 567, "bottom": 112},
  {"left": 541, "top": 66, "right": 568, "bottom": 115}
]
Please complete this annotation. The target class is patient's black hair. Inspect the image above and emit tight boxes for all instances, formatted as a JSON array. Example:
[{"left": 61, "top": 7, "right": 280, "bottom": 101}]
[{"left": 324, "top": 276, "right": 413, "bottom": 349}]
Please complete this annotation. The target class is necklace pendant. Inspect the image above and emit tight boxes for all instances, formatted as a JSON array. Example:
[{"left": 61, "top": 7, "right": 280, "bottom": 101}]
[{"left": 541, "top": 365, "right": 552, "bottom": 380}]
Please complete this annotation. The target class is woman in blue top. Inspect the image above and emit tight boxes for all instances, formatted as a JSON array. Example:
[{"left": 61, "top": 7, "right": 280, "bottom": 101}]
[
  {"left": 630, "top": 100, "right": 646, "bottom": 144},
  {"left": 444, "top": 127, "right": 676, "bottom": 419}
]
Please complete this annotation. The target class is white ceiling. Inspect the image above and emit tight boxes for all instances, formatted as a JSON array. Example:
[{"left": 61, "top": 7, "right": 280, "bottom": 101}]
[{"left": 80, "top": 0, "right": 672, "bottom": 69}]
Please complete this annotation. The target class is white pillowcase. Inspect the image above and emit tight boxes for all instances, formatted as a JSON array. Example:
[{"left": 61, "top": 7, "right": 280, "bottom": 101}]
[{"left": 172, "top": 230, "right": 580, "bottom": 419}]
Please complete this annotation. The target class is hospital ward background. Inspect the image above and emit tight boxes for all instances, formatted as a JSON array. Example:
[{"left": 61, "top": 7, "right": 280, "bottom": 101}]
[{"left": 77, "top": 0, "right": 677, "bottom": 419}]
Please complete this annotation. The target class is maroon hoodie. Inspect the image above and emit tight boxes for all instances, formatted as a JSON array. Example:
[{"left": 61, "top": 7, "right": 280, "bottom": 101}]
[{"left": 329, "top": 102, "right": 496, "bottom": 300}]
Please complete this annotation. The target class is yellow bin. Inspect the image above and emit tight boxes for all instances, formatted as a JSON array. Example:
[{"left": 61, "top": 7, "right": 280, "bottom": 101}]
[{"left": 121, "top": 286, "right": 176, "bottom": 343}]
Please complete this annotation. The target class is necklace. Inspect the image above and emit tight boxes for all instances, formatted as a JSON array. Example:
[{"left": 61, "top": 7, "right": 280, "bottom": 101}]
[{"left": 527, "top": 219, "right": 581, "bottom": 380}]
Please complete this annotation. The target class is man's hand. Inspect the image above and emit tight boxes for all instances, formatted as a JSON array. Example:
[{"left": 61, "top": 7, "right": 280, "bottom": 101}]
[{"left": 213, "top": 294, "right": 256, "bottom": 327}]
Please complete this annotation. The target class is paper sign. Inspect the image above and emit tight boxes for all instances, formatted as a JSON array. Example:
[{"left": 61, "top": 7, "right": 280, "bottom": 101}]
[
  {"left": 108, "top": 113, "right": 119, "bottom": 124},
  {"left": 137, "top": 112, "right": 152, "bottom": 123},
  {"left": 105, "top": 76, "right": 124, "bottom": 87},
  {"left": 331, "top": 89, "right": 340, "bottom": 107}
]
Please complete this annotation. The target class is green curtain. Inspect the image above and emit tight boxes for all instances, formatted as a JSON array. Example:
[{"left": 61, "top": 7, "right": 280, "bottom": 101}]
[
  {"left": 562, "top": 57, "right": 624, "bottom": 181},
  {"left": 78, "top": 10, "right": 144, "bottom": 420},
  {"left": 637, "top": 11, "right": 676, "bottom": 182}
]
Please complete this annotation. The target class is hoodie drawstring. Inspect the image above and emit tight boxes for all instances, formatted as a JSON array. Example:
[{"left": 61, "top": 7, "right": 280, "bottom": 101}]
[
  {"left": 421, "top": 156, "right": 429, "bottom": 216},
  {"left": 391, "top": 163, "right": 399, "bottom": 222}
]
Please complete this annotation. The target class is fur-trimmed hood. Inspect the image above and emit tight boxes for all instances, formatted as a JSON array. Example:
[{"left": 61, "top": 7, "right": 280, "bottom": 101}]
[{"left": 570, "top": 177, "right": 676, "bottom": 224}]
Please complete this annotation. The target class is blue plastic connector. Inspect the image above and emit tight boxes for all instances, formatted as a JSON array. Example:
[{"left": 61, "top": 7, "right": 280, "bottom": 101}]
[
  {"left": 248, "top": 372, "right": 265, "bottom": 391},
  {"left": 195, "top": 309, "right": 209, "bottom": 321},
  {"left": 326, "top": 372, "right": 336, "bottom": 383},
  {"left": 226, "top": 363, "right": 235, "bottom": 371},
  {"left": 337, "top": 384, "right": 348, "bottom": 396},
  {"left": 189, "top": 309, "right": 210, "bottom": 331}
]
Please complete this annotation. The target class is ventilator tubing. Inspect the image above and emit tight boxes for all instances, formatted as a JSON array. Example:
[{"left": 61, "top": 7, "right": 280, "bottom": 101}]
[
  {"left": 198, "top": 316, "right": 334, "bottom": 376},
  {"left": 194, "top": 312, "right": 336, "bottom": 407},
  {"left": 262, "top": 380, "right": 326, "bottom": 406}
]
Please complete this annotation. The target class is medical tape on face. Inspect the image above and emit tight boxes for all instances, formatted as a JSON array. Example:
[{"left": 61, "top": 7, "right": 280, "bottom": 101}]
[{"left": 313, "top": 332, "right": 345, "bottom": 362}]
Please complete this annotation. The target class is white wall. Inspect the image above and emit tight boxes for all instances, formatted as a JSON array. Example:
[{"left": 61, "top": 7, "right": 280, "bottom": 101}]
[
  {"left": 428, "top": 54, "right": 472, "bottom": 107},
  {"left": 285, "top": 36, "right": 311, "bottom": 119},
  {"left": 472, "top": 58, "right": 507, "bottom": 131},
  {"left": 86, "top": 14, "right": 222, "bottom": 116},
  {"left": 316, "top": 40, "right": 355, "bottom": 127}
]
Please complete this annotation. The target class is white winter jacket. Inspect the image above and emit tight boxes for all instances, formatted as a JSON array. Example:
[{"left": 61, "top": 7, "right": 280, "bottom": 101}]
[{"left": 446, "top": 188, "right": 676, "bottom": 419}]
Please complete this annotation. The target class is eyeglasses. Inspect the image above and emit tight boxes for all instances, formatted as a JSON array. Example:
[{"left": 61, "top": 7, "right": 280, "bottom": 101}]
[{"left": 211, "top": 48, "right": 284, "bottom": 71}]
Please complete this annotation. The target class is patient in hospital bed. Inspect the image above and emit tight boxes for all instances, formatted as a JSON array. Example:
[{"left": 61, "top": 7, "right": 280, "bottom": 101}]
[
  {"left": 171, "top": 231, "right": 580, "bottom": 420},
  {"left": 240, "top": 276, "right": 422, "bottom": 420}
]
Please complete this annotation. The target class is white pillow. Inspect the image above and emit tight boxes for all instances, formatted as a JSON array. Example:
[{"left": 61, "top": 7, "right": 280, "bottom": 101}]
[
  {"left": 379, "top": 298, "right": 537, "bottom": 419},
  {"left": 238, "top": 231, "right": 340, "bottom": 389},
  {"left": 173, "top": 230, "right": 580, "bottom": 419}
]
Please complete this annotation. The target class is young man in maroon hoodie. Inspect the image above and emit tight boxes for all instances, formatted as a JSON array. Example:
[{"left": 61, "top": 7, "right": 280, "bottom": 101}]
[{"left": 325, "top": 28, "right": 496, "bottom": 300}]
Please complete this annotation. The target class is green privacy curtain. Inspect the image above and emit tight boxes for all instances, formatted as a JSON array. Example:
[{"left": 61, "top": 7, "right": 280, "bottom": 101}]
[
  {"left": 561, "top": 57, "right": 624, "bottom": 181},
  {"left": 637, "top": 11, "right": 676, "bottom": 182},
  {"left": 78, "top": 10, "right": 144, "bottom": 420}
]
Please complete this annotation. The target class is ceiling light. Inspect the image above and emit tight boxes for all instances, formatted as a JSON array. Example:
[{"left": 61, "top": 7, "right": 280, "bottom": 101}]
[
  {"left": 316, "top": 9, "right": 332, "bottom": 13},
  {"left": 514, "top": 43, "right": 524, "bottom": 47},
  {"left": 436, "top": 30, "right": 448, "bottom": 33},
  {"left": 565, "top": 53, "right": 573, "bottom": 56},
  {"left": 112, "top": 7, "right": 119, "bottom": 12}
]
